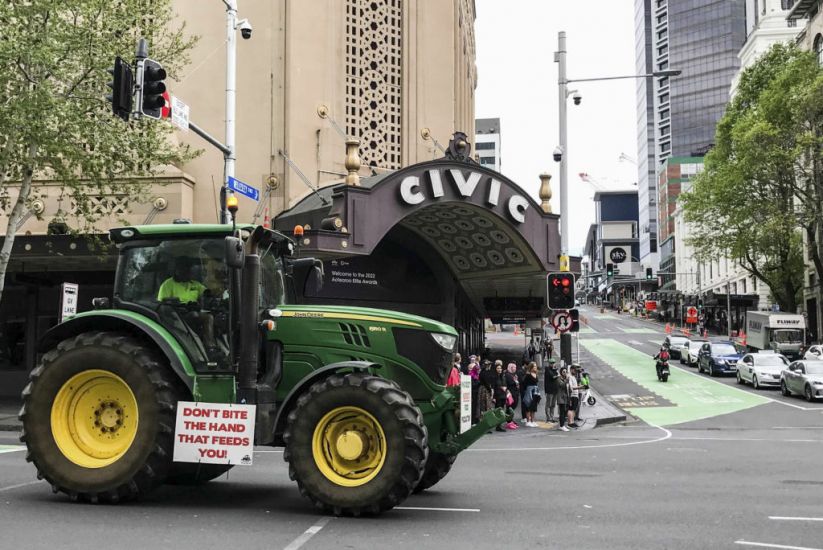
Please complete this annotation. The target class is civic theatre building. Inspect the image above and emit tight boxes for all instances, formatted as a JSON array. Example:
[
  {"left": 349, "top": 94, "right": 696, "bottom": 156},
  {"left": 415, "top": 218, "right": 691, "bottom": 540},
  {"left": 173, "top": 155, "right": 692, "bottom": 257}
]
[{"left": 276, "top": 136, "right": 564, "bottom": 355}]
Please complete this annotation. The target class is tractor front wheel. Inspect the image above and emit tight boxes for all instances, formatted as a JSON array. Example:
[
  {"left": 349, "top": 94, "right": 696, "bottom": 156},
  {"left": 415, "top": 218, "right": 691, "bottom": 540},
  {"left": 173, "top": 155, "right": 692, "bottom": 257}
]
[
  {"left": 283, "top": 373, "right": 427, "bottom": 516},
  {"left": 413, "top": 451, "right": 456, "bottom": 493},
  {"left": 20, "top": 332, "right": 178, "bottom": 503}
]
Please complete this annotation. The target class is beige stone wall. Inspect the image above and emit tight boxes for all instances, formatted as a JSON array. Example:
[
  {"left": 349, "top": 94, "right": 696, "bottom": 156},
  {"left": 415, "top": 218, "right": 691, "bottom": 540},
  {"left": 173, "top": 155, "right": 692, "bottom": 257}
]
[
  {"left": 2, "top": 1, "right": 476, "bottom": 236},
  {"left": 171, "top": 0, "right": 477, "bottom": 224}
]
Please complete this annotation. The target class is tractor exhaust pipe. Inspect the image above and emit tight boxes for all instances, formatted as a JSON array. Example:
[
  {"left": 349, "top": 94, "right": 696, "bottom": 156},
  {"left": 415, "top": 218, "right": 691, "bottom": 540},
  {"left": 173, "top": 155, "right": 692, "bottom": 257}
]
[{"left": 237, "top": 226, "right": 265, "bottom": 404}]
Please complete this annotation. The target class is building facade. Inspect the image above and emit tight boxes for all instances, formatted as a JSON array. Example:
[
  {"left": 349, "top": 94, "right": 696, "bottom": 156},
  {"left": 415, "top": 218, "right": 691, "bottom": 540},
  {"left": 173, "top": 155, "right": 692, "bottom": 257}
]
[
  {"left": 585, "top": 191, "right": 648, "bottom": 307},
  {"left": 0, "top": 0, "right": 482, "bottom": 395},
  {"left": 789, "top": 0, "right": 823, "bottom": 342},
  {"left": 635, "top": 0, "right": 746, "bottom": 270},
  {"left": 474, "top": 118, "right": 501, "bottom": 172}
]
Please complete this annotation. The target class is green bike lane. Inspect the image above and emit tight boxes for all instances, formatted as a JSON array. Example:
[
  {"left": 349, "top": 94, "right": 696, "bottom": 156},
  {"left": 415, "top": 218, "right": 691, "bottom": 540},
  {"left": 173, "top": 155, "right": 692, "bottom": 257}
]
[{"left": 581, "top": 338, "right": 769, "bottom": 426}]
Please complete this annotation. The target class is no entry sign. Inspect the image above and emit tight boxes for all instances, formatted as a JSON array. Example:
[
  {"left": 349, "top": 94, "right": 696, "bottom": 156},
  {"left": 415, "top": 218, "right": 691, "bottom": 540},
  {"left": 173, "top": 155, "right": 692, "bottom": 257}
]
[
  {"left": 686, "top": 306, "right": 698, "bottom": 324},
  {"left": 173, "top": 402, "right": 256, "bottom": 465}
]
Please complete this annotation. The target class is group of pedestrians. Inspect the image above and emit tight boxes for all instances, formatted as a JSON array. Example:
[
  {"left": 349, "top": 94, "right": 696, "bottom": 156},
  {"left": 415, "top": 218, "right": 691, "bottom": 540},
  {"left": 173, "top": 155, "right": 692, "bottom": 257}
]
[{"left": 448, "top": 350, "right": 589, "bottom": 432}]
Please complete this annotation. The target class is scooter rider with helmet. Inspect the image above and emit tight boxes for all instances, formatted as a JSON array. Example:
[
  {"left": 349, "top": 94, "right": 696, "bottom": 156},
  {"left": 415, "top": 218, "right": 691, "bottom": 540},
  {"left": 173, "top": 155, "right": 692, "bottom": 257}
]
[{"left": 654, "top": 343, "right": 671, "bottom": 379}]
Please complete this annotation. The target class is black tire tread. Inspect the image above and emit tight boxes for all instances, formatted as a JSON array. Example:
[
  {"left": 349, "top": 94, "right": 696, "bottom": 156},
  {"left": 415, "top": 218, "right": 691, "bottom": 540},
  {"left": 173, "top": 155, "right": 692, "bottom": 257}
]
[
  {"left": 413, "top": 452, "right": 456, "bottom": 493},
  {"left": 20, "top": 331, "right": 179, "bottom": 503},
  {"left": 283, "top": 373, "right": 428, "bottom": 516}
]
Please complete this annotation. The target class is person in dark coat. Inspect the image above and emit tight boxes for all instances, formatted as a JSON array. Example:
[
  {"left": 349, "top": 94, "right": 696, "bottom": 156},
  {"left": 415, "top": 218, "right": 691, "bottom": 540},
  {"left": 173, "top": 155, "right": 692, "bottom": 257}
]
[
  {"left": 543, "top": 359, "right": 559, "bottom": 422},
  {"left": 504, "top": 362, "right": 520, "bottom": 410},
  {"left": 492, "top": 363, "right": 508, "bottom": 432},
  {"left": 477, "top": 360, "right": 496, "bottom": 419}
]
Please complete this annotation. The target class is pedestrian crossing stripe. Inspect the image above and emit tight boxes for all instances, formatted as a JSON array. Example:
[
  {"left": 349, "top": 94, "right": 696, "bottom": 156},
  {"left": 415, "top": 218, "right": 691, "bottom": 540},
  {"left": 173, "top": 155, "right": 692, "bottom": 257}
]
[{"left": 0, "top": 445, "right": 24, "bottom": 454}]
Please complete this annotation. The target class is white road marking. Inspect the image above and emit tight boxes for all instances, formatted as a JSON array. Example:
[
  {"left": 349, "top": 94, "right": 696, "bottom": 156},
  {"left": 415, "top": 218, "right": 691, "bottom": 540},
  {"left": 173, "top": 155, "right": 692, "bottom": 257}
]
[
  {"left": 772, "top": 426, "right": 823, "bottom": 429},
  {"left": 675, "top": 437, "right": 817, "bottom": 443},
  {"left": 283, "top": 517, "right": 334, "bottom": 550},
  {"left": 769, "top": 517, "right": 823, "bottom": 522},
  {"left": 627, "top": 341, "right": 644, "bottom": 346},
  {"left": 0, "top": 481, "right": 39, "bottom": 493},
  {"left": 0, "top": 446, "right": 25, "bottom": 454},
  {"left": 735, "top": 541, "right": 823, "bottom": 550},
  {"left": 395, "top": 506, "right": 480, "bottom": 512},
  {"left": 469, "top": 423, "right": 672, "bottom": 452}
]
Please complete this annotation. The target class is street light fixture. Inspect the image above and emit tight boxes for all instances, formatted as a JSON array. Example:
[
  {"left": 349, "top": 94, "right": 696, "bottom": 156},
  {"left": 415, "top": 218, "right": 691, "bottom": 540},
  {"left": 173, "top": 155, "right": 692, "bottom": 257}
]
[{"left": 554, "top": 31, "right": 680, "bottom": 268}]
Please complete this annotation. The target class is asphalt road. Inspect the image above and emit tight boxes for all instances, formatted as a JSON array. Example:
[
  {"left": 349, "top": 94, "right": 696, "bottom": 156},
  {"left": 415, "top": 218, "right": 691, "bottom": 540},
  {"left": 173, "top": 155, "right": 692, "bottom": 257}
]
[{"left": 1, "top": 308, "right": 821, "bottom": 550}]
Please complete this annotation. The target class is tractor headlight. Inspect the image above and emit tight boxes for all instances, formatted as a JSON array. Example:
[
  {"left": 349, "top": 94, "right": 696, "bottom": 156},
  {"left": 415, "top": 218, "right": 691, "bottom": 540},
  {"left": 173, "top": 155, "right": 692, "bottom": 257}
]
[{"left": 431, "top": 332, "right": 457, "bottom": 351}]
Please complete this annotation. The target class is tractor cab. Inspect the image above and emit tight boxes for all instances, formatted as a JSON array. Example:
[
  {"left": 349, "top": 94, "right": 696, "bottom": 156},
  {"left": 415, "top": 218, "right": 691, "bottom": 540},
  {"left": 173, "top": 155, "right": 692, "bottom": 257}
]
[{"left": 110, "top": 224, "right": 293, "bottom": 374}]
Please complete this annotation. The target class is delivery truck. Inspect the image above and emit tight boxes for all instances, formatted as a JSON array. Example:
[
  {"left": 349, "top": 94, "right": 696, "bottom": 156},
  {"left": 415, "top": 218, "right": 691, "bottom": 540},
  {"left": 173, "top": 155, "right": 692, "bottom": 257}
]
[{"left": 745, "top": 311, "right": 806, "bottom": 359}]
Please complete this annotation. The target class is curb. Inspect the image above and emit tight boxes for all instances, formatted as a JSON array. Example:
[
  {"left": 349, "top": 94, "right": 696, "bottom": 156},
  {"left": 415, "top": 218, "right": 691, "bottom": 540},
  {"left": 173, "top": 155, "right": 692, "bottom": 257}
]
[{"left": 586, "top": 387, "right": 628, "bottom": 428}]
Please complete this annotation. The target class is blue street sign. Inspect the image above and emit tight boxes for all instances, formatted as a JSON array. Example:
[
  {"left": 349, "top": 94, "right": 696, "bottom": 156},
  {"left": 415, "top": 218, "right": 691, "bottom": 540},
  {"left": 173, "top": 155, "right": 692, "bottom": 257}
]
[{"left": 227, "top": 176, "right": 259, "bottom": 201}]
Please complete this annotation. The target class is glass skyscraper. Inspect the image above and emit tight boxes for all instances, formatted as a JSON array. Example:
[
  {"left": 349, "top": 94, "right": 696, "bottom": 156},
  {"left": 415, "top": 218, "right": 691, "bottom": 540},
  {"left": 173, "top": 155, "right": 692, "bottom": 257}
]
[{"left": 634, "top": 0, "right": 746, "bottom": 268}]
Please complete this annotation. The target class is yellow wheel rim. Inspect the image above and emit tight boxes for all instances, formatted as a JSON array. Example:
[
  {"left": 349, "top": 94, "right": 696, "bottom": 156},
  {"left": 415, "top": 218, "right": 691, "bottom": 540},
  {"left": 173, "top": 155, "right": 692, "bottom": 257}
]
[
  {"left": 311, "top": 406, "right": 386, "bottom": 487},
  {"left": 50, "top": 370, "right": 139, "bottom": 469}
]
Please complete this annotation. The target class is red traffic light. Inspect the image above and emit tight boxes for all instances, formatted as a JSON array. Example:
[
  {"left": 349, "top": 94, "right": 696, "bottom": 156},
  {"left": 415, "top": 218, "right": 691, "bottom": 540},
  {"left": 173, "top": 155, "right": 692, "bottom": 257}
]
[{"left": 561, "top": 278, "right": 570, "bottom": 287}]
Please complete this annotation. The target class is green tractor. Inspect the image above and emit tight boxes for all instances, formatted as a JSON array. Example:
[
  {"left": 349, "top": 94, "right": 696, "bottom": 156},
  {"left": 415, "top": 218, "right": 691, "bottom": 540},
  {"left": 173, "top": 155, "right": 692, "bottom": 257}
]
[{"left": 19, "top": 222, "right": 504, "bottom": 515}]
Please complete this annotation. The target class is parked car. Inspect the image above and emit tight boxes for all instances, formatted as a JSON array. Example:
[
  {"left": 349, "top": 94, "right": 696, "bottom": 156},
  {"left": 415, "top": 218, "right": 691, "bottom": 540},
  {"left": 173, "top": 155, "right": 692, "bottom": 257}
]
[
  {"left": 684, "top": 339, "right": 708, "bottom": 366},
  {"left": 803, "top": 344, "right": 823, "bottom": 361},
  {"left": 736, "top": 352, "right": 789, "bottom": 389},
  {"left": 698, "top": 341, "right": 743, "bottom": 376},
  {"left": 664, "top": 335, "right": 689, "bottom": 360},
  {"left": 781, "top": 360, "right": 823, "bottom": 401}
]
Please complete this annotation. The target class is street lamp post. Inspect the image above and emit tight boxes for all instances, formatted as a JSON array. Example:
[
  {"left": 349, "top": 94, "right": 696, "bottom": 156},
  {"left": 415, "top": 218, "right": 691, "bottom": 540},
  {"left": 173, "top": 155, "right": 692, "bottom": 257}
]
[{"left": 554, "top": 30, "right": 680, "bottom": 361}]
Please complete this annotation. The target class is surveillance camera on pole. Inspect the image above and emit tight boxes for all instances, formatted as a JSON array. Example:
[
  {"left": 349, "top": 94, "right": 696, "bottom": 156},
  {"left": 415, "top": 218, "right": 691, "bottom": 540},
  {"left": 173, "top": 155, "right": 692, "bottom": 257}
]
[
  {"left": 572, "top": 91, "right": 582, "bottom": 105},
  {"left": 238, "top": 19, "right": 252, "bottom": 39},
  {"left": 553, "top": 146, "right": 563, "bottom": 163}
]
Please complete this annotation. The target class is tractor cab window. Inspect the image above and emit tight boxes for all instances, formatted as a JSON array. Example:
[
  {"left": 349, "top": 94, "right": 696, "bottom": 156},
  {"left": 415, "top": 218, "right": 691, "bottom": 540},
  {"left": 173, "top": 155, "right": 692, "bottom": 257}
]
[
  {"left": 116, "top": 238, "right": 230, "bottom": 370},
  {"left": 260, "top": 251, "right": 286, "bottom": 308}
]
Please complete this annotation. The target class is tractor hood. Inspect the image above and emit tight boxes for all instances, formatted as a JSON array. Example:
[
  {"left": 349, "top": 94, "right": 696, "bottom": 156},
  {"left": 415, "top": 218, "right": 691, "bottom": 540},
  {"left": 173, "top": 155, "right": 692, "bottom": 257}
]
[{"left": 277, "top": 305, "right": 457, "bottom": 335}]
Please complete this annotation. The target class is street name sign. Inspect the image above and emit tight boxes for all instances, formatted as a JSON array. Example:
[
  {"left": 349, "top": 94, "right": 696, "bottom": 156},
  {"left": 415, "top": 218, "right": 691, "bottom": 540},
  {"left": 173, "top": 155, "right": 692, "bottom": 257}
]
[{"left": 227, "top": 176, "right": 260, "bottom": 201}]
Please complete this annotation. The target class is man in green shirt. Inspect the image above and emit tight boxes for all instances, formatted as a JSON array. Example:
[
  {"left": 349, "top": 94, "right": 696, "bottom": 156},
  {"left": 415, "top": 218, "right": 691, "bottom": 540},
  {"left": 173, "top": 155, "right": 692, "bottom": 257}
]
[{"left": 157, "top": 260, "right": 216, "bottom": 352}]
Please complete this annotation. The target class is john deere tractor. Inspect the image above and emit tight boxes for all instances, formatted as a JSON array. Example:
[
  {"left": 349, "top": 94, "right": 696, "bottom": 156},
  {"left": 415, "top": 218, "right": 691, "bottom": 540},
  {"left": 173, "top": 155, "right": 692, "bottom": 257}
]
[{"left": 19, "top": 222, "right": 504, "bottom": 515}]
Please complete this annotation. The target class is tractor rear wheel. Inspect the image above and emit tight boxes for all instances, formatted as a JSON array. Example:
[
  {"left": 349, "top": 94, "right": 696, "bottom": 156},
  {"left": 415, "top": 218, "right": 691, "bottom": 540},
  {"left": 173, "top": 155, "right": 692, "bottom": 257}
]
[
  {"left": 284, "top": 373, "right": 427, "bottom": 516},
  {"left": 413, "top": 451, "right": 456, "bottom": 493},
  {"left": 20, "top": 332, "right": 178, "bottom": 503}
]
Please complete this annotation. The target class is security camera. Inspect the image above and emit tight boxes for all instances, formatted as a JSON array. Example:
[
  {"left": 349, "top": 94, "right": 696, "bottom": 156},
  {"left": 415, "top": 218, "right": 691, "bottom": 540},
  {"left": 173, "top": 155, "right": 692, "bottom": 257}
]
[
  {"left": 573, "top": 92, "right": 582, "bottom": 106},
  {"left": 553, "top": 146, "right": 563, "bottom": 162},
  {"left": 239, "top": 20, "right": 252, "bottom": 40}
]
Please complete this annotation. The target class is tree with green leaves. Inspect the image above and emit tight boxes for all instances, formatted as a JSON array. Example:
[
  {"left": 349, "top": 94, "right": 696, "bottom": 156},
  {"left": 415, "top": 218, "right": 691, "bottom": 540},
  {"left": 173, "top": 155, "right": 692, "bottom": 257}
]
[
  {"left": 681, "top": 43, "right": 823, "bottom": 312},
  {"left": 0, "top": 0, "right": 197, "bottom": 304}
]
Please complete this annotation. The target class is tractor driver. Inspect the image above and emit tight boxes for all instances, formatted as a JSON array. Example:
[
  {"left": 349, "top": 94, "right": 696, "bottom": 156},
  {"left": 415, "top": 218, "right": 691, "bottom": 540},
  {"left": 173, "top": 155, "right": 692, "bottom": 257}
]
[{"left": 157, "top": 259, "right": 217, "bottom": 353}]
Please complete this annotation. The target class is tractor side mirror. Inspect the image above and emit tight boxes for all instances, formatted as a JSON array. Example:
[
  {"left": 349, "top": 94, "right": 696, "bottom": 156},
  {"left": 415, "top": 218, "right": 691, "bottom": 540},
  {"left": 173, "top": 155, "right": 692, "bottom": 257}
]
[
  {"left": 225, "top": 236, "right": 245, "bottom": 269},
  {"left": 289, "top": 257, "right": 325, "bottom": 294}
]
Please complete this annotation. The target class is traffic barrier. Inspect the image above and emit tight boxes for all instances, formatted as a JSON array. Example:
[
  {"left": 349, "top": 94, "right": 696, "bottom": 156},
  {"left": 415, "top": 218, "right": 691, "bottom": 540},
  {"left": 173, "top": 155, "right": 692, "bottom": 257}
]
[{"left": 665, "top": 323, "right": 673, "bottom": 334}]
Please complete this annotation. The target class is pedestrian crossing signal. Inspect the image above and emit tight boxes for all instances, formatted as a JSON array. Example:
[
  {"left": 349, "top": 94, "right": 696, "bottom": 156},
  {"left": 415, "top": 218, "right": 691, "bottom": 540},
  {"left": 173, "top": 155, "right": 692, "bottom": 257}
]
[
  {"left": 547, "top": 272, "right": 575, "bottom": 310},
  {"left": 569, "top": 308, "right": 579, "bottom": 333}
]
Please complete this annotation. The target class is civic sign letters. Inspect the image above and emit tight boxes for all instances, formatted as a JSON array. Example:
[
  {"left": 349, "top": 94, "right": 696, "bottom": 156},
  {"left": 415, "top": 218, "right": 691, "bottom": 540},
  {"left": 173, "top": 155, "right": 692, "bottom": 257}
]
[
  {"left": 399, "top": 168, "right": 530, "bottom": 224},
  {"left": 173, "top": 402, "right": 256, "bottom": 465}
]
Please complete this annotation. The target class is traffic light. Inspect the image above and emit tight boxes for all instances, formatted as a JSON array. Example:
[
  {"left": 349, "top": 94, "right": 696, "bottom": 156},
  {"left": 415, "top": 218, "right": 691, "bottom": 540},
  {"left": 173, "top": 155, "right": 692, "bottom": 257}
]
[
  {"left": 106, "top": 56, "right": 133, "bottom": 121},
  {"left": 140, "top": 58, "right": 167, "bottom": 119},
  {"left": 646, "top": 267, "right": 653, "bottom": 280},
  {"left": 606, "top": 263, "right": 614, "bottom": 278},
  {"left": 547, "top": 272, "right": 576, "bottom": 310},
  {"left": 569, "top": 308, "right": 580, "bottom": 333}
]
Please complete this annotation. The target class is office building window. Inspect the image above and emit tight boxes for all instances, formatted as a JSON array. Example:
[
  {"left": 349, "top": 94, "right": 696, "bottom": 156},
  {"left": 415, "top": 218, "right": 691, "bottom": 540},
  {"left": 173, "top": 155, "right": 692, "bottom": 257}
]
[
  {"left": 475, "top": 142, "right": 495, "bottom": 150},
  {"left": 480, "top": 156, "right": 496, "bottom": 165}
]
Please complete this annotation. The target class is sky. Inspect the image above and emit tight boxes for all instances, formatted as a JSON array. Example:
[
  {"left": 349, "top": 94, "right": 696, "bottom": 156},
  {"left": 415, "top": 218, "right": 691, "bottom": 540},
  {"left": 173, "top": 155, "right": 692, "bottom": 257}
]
[{"left": 474, "top": 0, "right": 638, "bottom": 256}]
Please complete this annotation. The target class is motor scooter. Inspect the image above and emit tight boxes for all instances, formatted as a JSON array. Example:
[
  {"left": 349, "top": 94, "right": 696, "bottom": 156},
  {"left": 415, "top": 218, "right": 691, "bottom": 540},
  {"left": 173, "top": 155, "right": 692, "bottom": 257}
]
[{"left": 656, "top": 358, "right": 670, "bottom": 382}]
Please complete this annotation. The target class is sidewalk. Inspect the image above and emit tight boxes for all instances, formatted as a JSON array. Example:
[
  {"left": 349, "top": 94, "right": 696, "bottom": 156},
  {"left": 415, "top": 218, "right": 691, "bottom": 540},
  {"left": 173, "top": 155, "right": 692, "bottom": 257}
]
[{"left": 0, "top": 398, "right": 21, "bottom": 432}]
